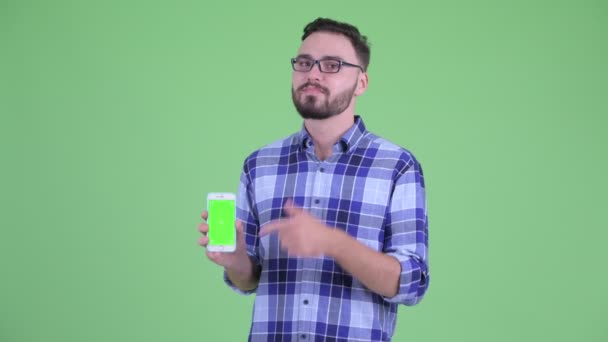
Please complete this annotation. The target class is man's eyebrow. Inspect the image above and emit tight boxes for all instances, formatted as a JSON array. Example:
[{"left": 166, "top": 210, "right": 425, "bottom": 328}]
[
  {"left": 320, "top": 55, "right": 344, "bottom": 61},
  {"left": 296, "top": 54, "right": 345, "bottom": 61}
]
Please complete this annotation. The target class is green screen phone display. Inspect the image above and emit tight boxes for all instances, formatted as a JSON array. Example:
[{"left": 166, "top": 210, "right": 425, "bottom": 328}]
[{"left": 208, "top": 199, "right": 236, "bottom": 246}]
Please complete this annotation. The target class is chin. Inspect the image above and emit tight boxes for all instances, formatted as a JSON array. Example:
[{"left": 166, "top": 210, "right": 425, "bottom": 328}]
[{"left": 297, "top": 108, "right": 337, "bottom": 120}]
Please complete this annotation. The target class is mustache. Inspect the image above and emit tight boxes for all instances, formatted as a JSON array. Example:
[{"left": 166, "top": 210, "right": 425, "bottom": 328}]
[{"left": 297, "top": 82, "right": 329, "bottom": 95}]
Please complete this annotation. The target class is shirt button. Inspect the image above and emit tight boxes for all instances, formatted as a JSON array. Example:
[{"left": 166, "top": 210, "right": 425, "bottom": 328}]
[
  {"left": 314, "top": 199, "right": 320, "bottom": 204},
  {"left": 301, "top": 334, "right": 306, "bottom": 339},
  {"left": 319, "top": 167, "right": 325, "bottom": 172},
  {"left": 303, "top": 299, "right": 309, "bottom": 305}
]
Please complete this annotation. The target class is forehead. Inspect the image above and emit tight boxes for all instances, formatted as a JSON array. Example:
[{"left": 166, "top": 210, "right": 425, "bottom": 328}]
[{"left": 297, "top": 32, "right": 357, "bottom": 60}]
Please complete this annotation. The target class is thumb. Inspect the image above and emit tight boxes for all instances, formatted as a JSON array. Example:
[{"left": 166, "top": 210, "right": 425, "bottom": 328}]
[{"left": 235, "top": 220, "right": 245, "bottom": 237}]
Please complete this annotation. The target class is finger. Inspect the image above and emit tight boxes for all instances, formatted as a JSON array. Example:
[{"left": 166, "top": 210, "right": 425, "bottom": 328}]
[
  {"left": 197, "top": 223, "right": 209, "bottom": 234},
  {"left": 259, "top": 221, "right": 285, "bottom": 237},
  {"left": 283, "top": 199, "right": 303, "bottom": 217},
  {"left": 206, "top": 250, "right": 218, "bottom": 262},
  {"left": 279, "top": 241, "right": 289, "bottom": 253},
  {"left": 201, "top": 211, "right": 208, "bottom": 221},
  {"left": 207, "top": 250, "right": 224, "bottom": 261},
  {"left": 197, "top": 236, "right": 209, "bottom": 246}
]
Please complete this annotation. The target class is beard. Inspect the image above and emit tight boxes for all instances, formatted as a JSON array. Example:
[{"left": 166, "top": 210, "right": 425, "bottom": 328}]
[{"left": 291, "top": 81, "right": 358, "bottom": 120}]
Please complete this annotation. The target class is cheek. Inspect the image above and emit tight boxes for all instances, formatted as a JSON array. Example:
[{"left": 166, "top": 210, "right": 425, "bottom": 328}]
[{"left": 292, "top": 74, "right": 306, "bottom": 88}]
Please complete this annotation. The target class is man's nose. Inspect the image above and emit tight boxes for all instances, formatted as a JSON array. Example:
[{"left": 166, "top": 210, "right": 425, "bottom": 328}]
[{"left": 306, "top": 63, "right": 323, "bottom": 81}]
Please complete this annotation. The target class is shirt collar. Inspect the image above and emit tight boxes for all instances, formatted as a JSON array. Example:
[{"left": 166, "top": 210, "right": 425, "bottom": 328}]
[{"left": 297, "top": 115, "right": 368, "bottom": 154}]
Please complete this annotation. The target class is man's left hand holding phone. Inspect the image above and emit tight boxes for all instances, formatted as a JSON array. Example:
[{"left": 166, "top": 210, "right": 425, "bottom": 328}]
[{"left": 197, "top": 192, "right": 261, "bottom": 292}]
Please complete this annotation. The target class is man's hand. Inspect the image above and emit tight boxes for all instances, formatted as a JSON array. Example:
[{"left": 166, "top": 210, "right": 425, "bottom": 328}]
[
  {"left": 197, "top": 211, "right": 248, "bottom": 269},
  {"left": 259, "top": 199, "right": 334, "bottom": 257},
  {"left": 197, "top": 211, "right": 260, "bottom": 291}
]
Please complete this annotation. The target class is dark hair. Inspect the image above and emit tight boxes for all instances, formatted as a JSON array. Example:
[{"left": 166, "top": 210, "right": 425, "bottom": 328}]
[{"left": 302, "top": 18, "right": 371, "bottom": 71}]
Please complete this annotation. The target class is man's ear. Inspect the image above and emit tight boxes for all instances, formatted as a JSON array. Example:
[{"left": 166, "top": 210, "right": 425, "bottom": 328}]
[{"left": 354, "top": 72, "right": 369, "bottom": 96}]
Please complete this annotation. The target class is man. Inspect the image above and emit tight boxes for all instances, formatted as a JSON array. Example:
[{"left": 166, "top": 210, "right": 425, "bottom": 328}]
[{"left": 198, "top": 18, "right": 429, "bottom": 341}]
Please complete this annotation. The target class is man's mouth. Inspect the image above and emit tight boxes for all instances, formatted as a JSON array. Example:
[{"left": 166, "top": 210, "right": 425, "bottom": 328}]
[{"left": 299, "top": 84, "right": 328, "bottom": 95}]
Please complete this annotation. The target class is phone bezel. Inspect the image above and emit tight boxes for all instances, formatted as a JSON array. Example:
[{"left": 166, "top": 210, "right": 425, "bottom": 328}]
[{"left": 206, "top": 192, "right": 236, "bottom": 253}]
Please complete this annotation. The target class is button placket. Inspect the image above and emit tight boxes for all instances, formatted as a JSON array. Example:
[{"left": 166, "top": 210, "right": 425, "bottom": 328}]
[{"left": 299, "top": 162, "right": 326, "bottom": 337}]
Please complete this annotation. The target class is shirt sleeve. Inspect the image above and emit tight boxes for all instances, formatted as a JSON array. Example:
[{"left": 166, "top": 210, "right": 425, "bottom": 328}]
[
  {"left": 223, "top": 166, "right": 262, "bottom": 295},
  {"left": 382, "top": 156, "right": 430, "bottom": 306}
]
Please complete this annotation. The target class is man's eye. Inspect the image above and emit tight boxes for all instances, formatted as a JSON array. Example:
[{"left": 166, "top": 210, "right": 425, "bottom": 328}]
[
  {"left": 323, "top": 61, "right": 340, "bottom": 71},
  {"left": 298, "top": 59, "right": 312, "bottom": 67}
]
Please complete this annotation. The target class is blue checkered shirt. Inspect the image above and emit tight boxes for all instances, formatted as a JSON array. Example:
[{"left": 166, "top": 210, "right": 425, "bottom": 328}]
[{"left": 225, "top": 116, "right": 429, "bottom": 341}]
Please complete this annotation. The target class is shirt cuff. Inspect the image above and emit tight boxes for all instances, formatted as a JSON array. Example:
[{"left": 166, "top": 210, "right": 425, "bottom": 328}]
[
  {"left": 383, "top": 251, "right": 429, "bottom": 305},
  {"left": 223, "top": 269, "right": 257, "bottom": 295}
]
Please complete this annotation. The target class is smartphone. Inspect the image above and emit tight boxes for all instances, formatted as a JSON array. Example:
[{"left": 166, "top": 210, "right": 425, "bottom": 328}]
[{"left": 206, "top": 192, "right": 236, "bottom": 252}]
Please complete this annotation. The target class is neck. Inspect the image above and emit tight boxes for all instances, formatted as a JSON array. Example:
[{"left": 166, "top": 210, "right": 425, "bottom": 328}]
[{"left": 304, "top": 111, "right": 355, "bottom": 161}]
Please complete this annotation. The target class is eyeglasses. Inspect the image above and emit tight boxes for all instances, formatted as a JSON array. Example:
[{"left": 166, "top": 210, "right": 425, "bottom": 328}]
[{"left": 291, "top": 56, "right": 364, "bottom": 73}]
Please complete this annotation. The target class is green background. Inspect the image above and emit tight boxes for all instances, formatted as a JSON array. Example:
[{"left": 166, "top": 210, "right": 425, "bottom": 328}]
[{"left": 1, "top": 0, "right": 606, "bottom": 341}]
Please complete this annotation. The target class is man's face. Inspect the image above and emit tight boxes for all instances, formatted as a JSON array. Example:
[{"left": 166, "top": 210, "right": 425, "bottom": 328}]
[{"left": 291, "top": 32, "right": 366, "bottom": 120}]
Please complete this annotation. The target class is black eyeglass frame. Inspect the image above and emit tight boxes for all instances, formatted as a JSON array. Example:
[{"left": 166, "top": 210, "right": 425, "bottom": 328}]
[{"left": 291, "top": 57, "right": 365, "bottom": 73}]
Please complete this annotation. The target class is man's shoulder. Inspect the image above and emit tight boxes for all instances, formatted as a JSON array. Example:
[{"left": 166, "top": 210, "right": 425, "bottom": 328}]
[
  {"left": 242, "top": 133, "right": 299, "bottom": 169},
  {"left": 361, "top": 131, "right": 420, "bottom": 166}
]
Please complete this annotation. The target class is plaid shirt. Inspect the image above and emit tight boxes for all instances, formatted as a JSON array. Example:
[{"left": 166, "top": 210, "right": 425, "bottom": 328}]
[{"left": 225, "top": 116, "right": 429, "bottom": 341}]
